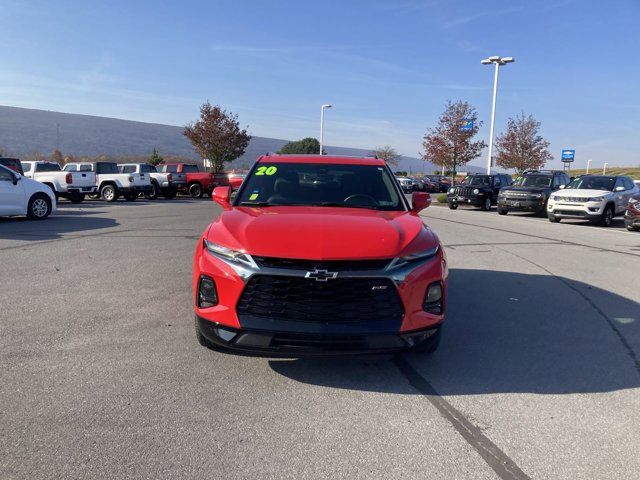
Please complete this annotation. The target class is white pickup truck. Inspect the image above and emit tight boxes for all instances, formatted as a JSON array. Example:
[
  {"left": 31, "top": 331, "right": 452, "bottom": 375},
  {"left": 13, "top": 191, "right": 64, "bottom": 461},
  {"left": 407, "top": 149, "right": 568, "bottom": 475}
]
[
  {"left": 63, "top": 161, "right": 152, "bottom": 202},
  {"left": 21, "top": 161, "right": 97, "bottom": 203},
  {"left": 119, "top": 163, "right": 183, "bottom": 199}
]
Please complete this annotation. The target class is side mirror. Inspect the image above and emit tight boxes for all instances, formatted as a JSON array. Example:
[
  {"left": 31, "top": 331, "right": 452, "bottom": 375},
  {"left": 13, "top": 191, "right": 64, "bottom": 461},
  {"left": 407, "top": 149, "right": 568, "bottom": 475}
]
[
  {"left": 12, "top": 173, "right": 21, "bottom": 185},
  {"left": 411, "top": 192, "right": 431, "bottom": 213},
  {"left": 212, "top": 186, "right": 232, "bottom": 209},
  {"left": 558, "top": 184, "right": 565, "bottom": 189}
]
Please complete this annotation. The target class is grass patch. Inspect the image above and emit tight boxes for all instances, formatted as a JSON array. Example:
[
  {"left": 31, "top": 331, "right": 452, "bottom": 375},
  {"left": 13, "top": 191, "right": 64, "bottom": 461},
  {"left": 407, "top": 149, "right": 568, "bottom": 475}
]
[
  {"left": 436, "top": 193, "right": 448, "bottom": 203},
  {"left": 568, "top": 167, "right": 640, "bottom": 178}
]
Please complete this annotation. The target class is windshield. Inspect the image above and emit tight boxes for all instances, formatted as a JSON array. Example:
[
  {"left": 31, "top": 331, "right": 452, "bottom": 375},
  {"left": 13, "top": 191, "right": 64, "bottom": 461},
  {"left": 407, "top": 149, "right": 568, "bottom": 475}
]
[
  {"left": 515, "top": 175, "right": 552, "bottom": 188},
  {"left": 236, "top": 162, "right": 404, "bottom": 210},
  {"left": 462, "top": 175, "right": 492, "bottom": 186},
  {"left": 566, "top": 176, "right": 615, "bottom": 191}
]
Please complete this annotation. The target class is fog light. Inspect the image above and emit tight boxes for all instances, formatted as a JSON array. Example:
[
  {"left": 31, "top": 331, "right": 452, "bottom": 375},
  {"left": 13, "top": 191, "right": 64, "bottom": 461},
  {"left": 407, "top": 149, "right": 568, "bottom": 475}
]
[
  {"left": 198, "top": 275, "right": 218, "bottom": 308},
  {"left": 424, "top": 282, "right": 443, "bottom": 314}
]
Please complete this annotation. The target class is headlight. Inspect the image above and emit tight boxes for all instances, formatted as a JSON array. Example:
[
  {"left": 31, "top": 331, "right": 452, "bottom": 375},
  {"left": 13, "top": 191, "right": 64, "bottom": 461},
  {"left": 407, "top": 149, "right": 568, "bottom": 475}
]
[
  {"left": 473, "top": 188, "right": 480, "bottom": 194},
  {"left": 587, "top": 196, "right": 604, "bottom": 202},
  {"left": 551, "top": 196, "right": 559, "bottom": 201},
  {"left": 204, "top": 239, "right": 255, "bottom": 267},
  {"left": 390, "top": 245, "right": 439, "bottom": 269},
  {"left": 448, "top": 188, "right": 455, "bottom": 194}
]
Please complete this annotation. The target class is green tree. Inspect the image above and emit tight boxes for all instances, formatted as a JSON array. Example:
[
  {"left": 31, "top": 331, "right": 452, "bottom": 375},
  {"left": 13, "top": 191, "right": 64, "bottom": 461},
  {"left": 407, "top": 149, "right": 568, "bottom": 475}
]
[
  {"left": 149, "top": 148, "right": 164, "bottom": 166},
  {"left": 371, "top": 145, "right": 400, "bottom": 167},
  {"left": 278, "top": 137, "right": 322, "bottom": 155},
  {"left": 421, "top": 101, "right": 485, "bottom": 181},
  {"left": 495, "top": 112, "right": 553, "bottom": 174},
  {"left": 183, "top": 101, "right": 251, "bottom": 173}
]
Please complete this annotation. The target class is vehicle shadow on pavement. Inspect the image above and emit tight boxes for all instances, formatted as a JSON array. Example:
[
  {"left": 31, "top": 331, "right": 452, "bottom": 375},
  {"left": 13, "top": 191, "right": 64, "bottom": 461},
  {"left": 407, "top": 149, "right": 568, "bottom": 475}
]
[
  {"left": 0, "top": 214, "right": 118, "bottom": 241},
  {"left": 269, "top": 269, "right": 640, "bottom": 395}
]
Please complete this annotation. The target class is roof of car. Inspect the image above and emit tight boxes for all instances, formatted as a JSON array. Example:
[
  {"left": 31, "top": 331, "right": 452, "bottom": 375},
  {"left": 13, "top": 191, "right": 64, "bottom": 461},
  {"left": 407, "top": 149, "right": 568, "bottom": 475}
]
[{"left": 257, "top": 154, "right": 386, "bottom": 166}]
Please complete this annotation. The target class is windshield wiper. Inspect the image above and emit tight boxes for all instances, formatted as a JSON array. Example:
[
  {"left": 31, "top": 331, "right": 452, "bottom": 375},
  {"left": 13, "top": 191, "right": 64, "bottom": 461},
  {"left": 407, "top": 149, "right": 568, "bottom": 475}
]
[
  {"left": 318, "top": 202, "right": 380, "bottom": 210},
  {"left": 239, "top": 201, "right": 271, "bottom": 207}
]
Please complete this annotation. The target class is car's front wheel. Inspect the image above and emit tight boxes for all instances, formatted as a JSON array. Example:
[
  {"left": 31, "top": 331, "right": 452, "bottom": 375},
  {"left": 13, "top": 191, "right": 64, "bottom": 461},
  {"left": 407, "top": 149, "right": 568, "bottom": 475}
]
[
  {"left": 497, "top": 206, "right": 509, "bottom": 215},
  {"left": 627, "top": 224, "right": 639, "bottom": 232},
  {"left": 189, "top": 183, "right": 203, "bottom": 198},
  {"left": 448, "top": 202, "right": 458, "bottom": 210},
  {"left": 67, "top": 192, "right": 85, "bottom": 203},
  {"left": 101, "top": 185, "right": 119, "bottom": 202},
  {"left": 598, "top": 205, "right": 614, "bottom": 227},
  {"left": 482, "top": 197, "right": 492, "bottom": 211},
  {"left": 26, "top": 193, "right": 52, "bottom": 220},
  {"left": 123, "top": 193, "right": 137, "bottom": 201},
  {"left": 145, "top": 182, "right": 160, "bottom": 200},
  {"left": 548, "top": 214, "right": 561, "bottom": 223}
]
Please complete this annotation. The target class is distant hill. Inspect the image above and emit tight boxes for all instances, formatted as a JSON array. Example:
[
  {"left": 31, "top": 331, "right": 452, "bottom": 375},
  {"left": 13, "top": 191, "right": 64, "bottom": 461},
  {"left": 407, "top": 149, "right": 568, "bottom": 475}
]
[{"left": 0, "top": 105, "right": 482, "bottom": 174}]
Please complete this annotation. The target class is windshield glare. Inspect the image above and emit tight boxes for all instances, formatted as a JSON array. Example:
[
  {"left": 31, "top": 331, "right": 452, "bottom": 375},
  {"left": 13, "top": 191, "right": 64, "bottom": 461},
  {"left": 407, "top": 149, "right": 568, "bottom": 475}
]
[
  {"left": 516, "top": 175, "right": 552, "bottom": 188},
  {"left": 566, "top": 176, "right": 615, "bottom": 191},
  {"left": 236, "top": 163, "right": 404, "bottom": 210},
  {"left": 462, "top": 176, "right": 491, "bottom": 186}
]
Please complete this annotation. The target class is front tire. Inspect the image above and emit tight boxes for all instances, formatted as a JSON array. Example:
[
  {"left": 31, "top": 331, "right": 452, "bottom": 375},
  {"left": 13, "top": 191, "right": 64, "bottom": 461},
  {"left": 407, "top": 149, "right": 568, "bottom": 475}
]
[
  {"left": 26, "top": 193, "right": 52, "bottom": 220},
  {"left": 627, "top": 224, "right": 639, "bottom": 232},
  {"left": 189, "top": 183, "right": 203, "bottom": 198},
  {"left": 145, "top": 182, "right": 160, "bottom": 200},
  {"left": 481, "top": 197, "right": 492, "bottom": 211},
  {"left": 599, "top": 205, "right": 614, "bottom": 227},
  {"left": 163, "top": 189, "right": 177, "bottom": 200},
  {"left": 123, "top": 193, "right": 137, "bottom": 202},
  {"left": 448, "top": 202, "right": 458, "bottom": 210},
  {"left": 497, "top": 206, "right": 509, "bottom": 215},
  {"left": 548, "top": 215, "right": 561, "bottom": 223},
  {"left": 101, "top": 184, "right": 119, "bottom": 202}
]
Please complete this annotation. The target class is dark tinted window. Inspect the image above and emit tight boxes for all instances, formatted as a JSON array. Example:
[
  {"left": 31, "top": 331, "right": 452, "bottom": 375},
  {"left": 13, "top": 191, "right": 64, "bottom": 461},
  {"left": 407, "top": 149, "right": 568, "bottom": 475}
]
[
  {"left": 623, "top": 177, "right": 635, "bottom": 190},
  {"left": 0, "top": 164, "right": 15, "bottom": 180},
  {"left": 237, "top": 162, "right": 404, "bottom": 211},
  {"left": 79, "top": 164, "right": 93, "bottom": 172},
  {"left": 121, "top": 165, "right": 136, "bottom": 174},
  {"left": 21, "top": 162, "right": 32, "bottom": 172},
  {"left": 163, "top": 165, "right": 178, "bottom": 173},
  {"left": 566, "top": 176, "right": 615, "bottom": 191},
  {"left": 140, "top": 164, "right": 156, "bottom": 173},
  {"left": 182, "top": 164, "right": 199, "bottom": 173},
  {"left": 96, "top": 162, "right": 119, "bottom": 174},
  {"left": 0, "top": 158, "right": 23, "bottom": 174},
  {"left": 461, "top": 175, "right": 491, "bottom": 186},
  {"left": 35, "top": 162, "right": 62, "bottom": 172}
]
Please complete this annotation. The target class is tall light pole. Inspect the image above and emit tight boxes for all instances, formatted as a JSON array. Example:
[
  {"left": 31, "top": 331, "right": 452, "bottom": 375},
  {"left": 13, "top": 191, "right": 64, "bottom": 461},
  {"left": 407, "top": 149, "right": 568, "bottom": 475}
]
[
  {"left": 481, "top": 55, "right": 514, "bottom": 175},
  {"left": 603, "top": 162, "right": 608, "bottom": 174},
  {"left": 586, "top": 159, "right": 592, "bottom": 174},
  {"left": 319, "top": 104, "right": 332, "bottom": 155}
]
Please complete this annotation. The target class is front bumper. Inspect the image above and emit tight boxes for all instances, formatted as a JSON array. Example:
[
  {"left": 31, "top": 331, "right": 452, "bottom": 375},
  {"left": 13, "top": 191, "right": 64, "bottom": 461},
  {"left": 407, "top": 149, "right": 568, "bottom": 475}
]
[
  {"left": 197, "top": 315, "right": 440, "bottom": 355},
  {"left": 625, "top": 210, "right": 640, "bottom": 228},
  {"left": 547, "top": 202, "right": 606, "bottom": 219},
  {"left": 194, "top": 243, "right": 447, "bottom": 354},
  {"left": 497, "top": 198, "right": 544, "bottom": 211},
  {"left": 447, "top": 195, "right": 484, "bottom": 207}
]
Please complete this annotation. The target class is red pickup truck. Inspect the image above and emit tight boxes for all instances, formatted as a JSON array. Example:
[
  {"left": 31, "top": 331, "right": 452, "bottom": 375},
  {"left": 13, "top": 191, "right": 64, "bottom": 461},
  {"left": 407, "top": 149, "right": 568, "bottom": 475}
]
[{"left": 157, "top": 163, "right": 228, "bottom": 198}]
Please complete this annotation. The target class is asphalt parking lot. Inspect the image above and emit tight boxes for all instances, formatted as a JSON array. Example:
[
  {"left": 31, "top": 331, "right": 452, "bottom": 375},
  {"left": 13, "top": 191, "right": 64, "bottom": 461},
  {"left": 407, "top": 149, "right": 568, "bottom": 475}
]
[{"left": 1, "top": 199, "right": 639, "bottom": 480}]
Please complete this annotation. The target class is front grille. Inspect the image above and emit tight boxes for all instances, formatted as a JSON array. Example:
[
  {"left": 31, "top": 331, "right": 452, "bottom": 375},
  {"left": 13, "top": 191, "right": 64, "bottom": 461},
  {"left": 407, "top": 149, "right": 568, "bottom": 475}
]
[
  {"left": 252, "top": 256, "right": 390, "bottom": 271},
  {"left": 555, "top": 197, "right": 589, "bottom": 203},
  {"left": 237, "top": 275, "right": 404, "bottom": 323},
  {"left": 452, "top": 186, "right": 479, "bottom": 196}
]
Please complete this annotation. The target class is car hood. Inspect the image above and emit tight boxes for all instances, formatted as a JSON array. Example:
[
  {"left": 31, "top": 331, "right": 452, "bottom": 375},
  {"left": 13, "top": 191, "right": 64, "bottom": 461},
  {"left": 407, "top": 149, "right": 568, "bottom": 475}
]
[
  {"left": 554, "top": 189, "right": 611, "bottom": 197},
  {"left": 503, "top": 186, "right": 549, "bottom": 194},
  {"left": 206, "top": 206, "right": 437, "bottom": 260}
]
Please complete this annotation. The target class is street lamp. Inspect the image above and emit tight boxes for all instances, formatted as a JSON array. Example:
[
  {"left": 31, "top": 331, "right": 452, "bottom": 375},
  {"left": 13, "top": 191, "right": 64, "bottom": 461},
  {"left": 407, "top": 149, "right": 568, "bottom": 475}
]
[
  {"left": 586, "top": 159, "right": 592, "bottom": 174},
  {"left": 319, "top": 104, "right": 332, "bottom": 155},
  {"left": 603, "top": 162, "right": 608, "bottom": 174},
  {"left": 481, "top": 56, "right": 514, "bottom": 175}
]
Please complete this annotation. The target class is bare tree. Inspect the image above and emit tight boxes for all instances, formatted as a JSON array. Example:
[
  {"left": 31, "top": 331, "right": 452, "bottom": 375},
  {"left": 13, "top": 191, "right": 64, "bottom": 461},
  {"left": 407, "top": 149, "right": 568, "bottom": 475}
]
[
  {"left": 184, "top": 101, "right": 251, "bottom": 173},
  {"left": 495, "top": 112, "right": 553, "bottom": 173},
  {"left": 421, "top": 101, "right": 485, "bottom": 180},
  {"left": 371, "top": 146, "right": 400, "bottom": 167},
  {"left": 50, "top": 149, "right": 64, "bottom": 164}
]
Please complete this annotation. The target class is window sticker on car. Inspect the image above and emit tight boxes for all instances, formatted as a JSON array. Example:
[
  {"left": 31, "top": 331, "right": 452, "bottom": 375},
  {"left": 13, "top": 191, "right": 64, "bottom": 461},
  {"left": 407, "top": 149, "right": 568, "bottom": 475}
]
[
  {"left": 255, "top": 166, "right": 278, "bottom": 176},
  {"left": 249, "top": 193, "right": 259, "bottom": 201}
]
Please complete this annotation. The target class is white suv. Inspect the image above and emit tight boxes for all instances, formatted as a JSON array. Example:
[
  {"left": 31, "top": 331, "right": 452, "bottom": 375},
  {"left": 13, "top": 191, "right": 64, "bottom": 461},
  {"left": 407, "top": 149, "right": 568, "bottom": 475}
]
[
  {"left": 547, "top": 175, "right": 639, "bottom": 226},
  {"left": 0, "top": 164, "right": 57, "bottom": 219}
]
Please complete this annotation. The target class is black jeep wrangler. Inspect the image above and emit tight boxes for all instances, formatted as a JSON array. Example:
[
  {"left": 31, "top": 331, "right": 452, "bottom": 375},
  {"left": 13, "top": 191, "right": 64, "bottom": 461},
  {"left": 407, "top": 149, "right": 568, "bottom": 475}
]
[
  {"left": 497, "top": 170, "right": 571, "bottom": 216},
  {"left": 447, "top": 173, "right": 513, "bottom": 211}
]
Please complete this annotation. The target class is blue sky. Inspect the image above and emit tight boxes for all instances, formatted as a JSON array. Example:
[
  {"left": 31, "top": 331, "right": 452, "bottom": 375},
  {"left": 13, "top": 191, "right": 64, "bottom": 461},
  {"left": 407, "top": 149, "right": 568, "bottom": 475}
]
[{"left": 1, "top": 0, "right": 638, "bottom": 168}]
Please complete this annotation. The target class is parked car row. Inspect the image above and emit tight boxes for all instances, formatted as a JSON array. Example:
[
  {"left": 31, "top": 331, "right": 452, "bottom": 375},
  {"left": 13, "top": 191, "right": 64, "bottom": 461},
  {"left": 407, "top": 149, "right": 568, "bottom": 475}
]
[
  {"left": 395, "top": 174, "right": 452, "bottom": 194},
  {"left": 444, "top": 169, "right": 640, "bottom": 230}
]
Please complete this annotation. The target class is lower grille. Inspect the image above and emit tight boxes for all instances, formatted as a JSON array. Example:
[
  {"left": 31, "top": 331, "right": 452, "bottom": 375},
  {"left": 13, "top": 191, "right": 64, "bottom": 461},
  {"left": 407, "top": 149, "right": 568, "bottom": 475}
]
[
  {"left": 237, "top": 275, "right": 404, "bottom": 324},
  {"left": 252, "top": 256, "right": 390, "bottom": 271}
]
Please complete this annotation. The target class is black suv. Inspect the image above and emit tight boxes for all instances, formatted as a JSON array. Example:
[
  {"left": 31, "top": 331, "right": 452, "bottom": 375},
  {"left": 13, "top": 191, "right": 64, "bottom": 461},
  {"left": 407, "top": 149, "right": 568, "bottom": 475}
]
[
  {"left": 0, "top": 157, "right": 24, "bottom": 175},
  {"left": 497, "top": 170, "right": 571, "bottom": 216},
  {"left": 447, "top": 173, "right": 513, "bottom": 211}
]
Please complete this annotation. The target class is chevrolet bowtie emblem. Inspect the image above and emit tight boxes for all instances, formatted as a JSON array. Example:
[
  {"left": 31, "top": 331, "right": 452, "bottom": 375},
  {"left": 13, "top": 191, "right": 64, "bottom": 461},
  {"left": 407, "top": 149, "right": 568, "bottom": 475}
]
[{"left": 304, "top": 269, "right": 339, "bottom": 282}]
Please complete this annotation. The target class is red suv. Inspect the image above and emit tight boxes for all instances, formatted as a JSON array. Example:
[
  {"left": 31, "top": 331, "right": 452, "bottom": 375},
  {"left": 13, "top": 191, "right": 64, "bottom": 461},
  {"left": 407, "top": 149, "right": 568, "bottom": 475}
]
[{"left": 193, "top": 155, "right": 447, "bottom": 355}]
